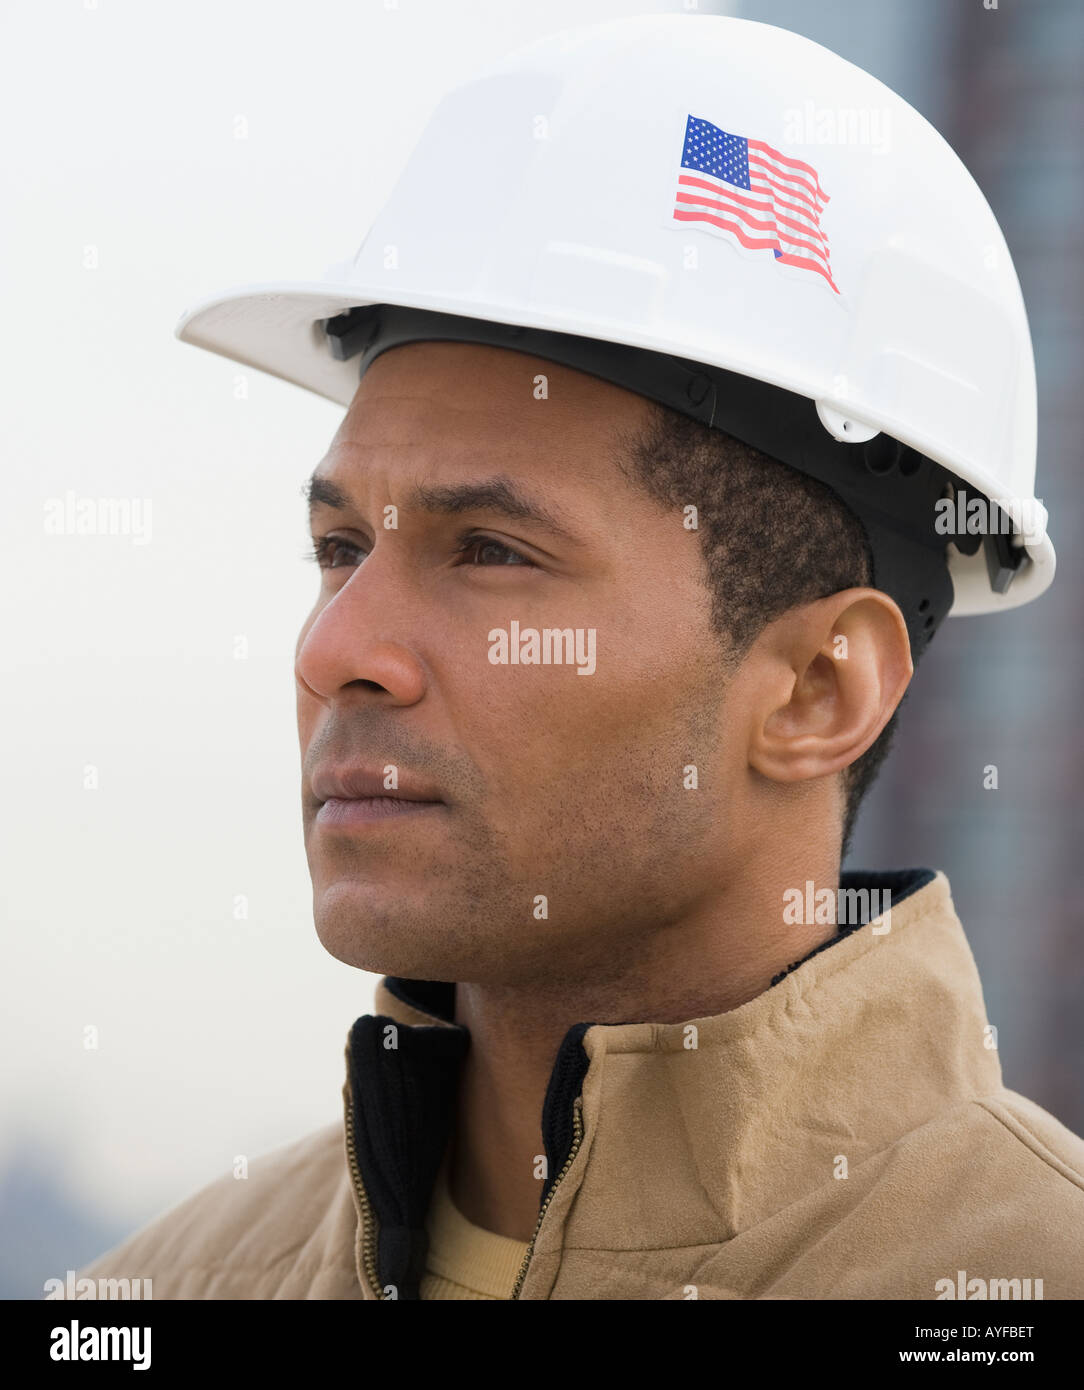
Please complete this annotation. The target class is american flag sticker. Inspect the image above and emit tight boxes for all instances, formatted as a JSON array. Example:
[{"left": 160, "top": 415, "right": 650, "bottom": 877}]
[{"left": 672, "top": 114, "right": 839, "bottom": 294}]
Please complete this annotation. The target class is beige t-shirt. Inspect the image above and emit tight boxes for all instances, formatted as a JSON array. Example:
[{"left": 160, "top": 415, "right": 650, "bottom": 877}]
[{"left": 420, "top": 1157, "right": 531, "bottom": 1300}]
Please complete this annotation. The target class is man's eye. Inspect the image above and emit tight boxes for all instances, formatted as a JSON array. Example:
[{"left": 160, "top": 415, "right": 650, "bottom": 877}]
[
  {"left": 310, "top": 535, "right": 365, "bottom": 569},
  {"left": 456, "top": 534, "right": 534, "bottom": 567}
]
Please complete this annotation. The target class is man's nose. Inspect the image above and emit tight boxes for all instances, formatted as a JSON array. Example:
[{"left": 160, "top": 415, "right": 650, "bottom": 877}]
[{"left": 294, "top": 560, "right": 427, "bottom": 709}]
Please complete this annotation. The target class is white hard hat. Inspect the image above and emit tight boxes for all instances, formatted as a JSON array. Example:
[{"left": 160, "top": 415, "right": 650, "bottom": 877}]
[{"left": 175, "top": 13, "right": 1054, "bottom": 657}]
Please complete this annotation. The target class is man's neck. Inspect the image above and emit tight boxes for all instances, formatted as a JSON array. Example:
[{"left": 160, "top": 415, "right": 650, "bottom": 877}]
[{"left": 447, "top": 851, "right": 842, "bottom": 1242}]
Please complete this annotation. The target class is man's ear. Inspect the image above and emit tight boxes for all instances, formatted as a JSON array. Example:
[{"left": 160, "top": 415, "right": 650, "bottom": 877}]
[{"left": 747, "top": 588, "right": 913, "bottom": 784}]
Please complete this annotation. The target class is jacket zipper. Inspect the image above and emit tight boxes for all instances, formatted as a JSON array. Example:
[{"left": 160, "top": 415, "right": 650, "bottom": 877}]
[
  {"left": 344, "top": 1096, "right": 384, "bottom": 1299},
  {"left": 510, "top": 1095, "right": 584, "bottom": 1300}
]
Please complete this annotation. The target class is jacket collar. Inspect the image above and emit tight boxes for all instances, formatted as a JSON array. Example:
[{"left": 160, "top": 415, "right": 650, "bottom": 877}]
[{"left": 346, "top": 868, "right": 1002, "bottom": 1298}]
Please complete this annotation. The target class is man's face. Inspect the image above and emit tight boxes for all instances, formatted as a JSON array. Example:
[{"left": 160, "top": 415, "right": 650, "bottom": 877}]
[{"left": 296, "top": 341, "right": 739, "bottom": 987}]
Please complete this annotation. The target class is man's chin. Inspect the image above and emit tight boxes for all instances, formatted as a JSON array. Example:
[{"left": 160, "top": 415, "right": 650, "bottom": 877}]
[
  {"left": 309, "top": 874, "right": 595, "bottom": 984},
  {"left": 311, "top": 880, "right": 463, "bottom": 979}
]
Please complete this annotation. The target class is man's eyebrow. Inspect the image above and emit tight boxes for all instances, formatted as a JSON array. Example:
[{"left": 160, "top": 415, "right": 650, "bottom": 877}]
[
  {"left": 305, "top": 474, "right": 353, "bottom": 515},
  {"left": 306, "top": 470, "right": 580, "bottom": 543},
  {"left": 407, "top": 476, "right": 579, "bottom": 542}
]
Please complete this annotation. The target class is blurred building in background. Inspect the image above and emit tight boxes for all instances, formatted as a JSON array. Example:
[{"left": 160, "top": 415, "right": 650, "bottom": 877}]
[{"left": 741, "top": 0, "right": 1083, "bottom": 1132}]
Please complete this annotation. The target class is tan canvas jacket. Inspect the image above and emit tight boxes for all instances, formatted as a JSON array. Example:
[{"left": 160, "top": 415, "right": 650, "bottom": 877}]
[{"left": 75, "top": 870, "right": 1084, "bottom": 1299}]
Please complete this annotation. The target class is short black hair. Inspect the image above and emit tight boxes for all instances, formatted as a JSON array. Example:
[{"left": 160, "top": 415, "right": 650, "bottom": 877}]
[{"left": 616, "top": 399, "right": 903, "bottom": 856}]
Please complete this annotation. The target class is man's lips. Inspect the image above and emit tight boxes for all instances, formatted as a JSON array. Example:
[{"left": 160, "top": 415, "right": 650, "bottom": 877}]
[
  {"left": 316, "top": 796, "right": 445, "bottom": 828},
  {"left": 309, "top": 764, "right": 446, "bottom": 829}
]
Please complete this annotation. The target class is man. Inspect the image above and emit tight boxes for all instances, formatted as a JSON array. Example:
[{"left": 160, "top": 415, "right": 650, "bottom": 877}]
[{"left": 76, "top": 14, "right": 1081, "bottom": 1299}]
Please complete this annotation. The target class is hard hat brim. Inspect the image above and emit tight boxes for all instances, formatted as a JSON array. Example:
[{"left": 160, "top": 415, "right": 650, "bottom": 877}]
[{"left": 175, "top": 280, "right": 381, "bottom": 409}]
